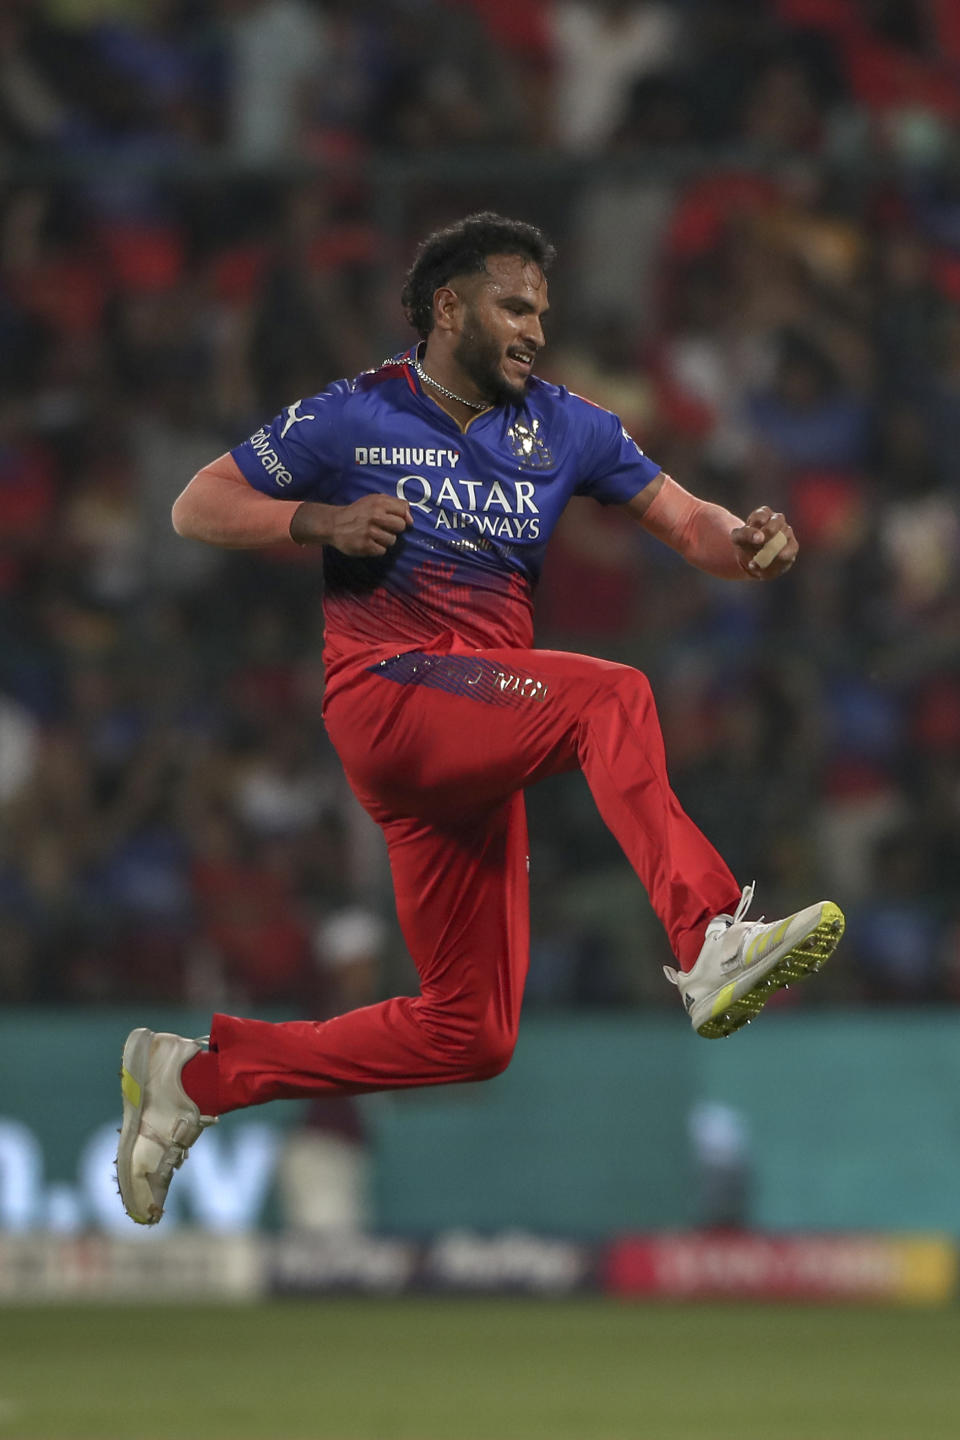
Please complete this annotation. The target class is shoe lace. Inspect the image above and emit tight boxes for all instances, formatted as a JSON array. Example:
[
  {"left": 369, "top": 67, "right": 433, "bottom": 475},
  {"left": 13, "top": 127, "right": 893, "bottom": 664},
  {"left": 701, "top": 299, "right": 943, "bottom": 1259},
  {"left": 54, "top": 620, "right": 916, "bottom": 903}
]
[
  {"left": 731, "top": 882, "right": 756, "bottom": 925},
  {"left": 718, "top": 882, "right": 772, "bottom": 974},
  {"left": 705, "top": 882, "right": 760, "bottom": 937}
]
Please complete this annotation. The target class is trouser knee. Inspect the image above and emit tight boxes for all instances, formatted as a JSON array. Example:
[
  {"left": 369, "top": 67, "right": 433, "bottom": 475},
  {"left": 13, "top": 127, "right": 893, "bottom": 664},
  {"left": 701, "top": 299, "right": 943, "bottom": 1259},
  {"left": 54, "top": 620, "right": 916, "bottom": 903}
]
[
  {"left": 611, "top": 664, "right": 654, "bottom": 704},
  {"left": 417, "top": 1004, "right": 517, "bottom": 1082},
  {"left": 464, "top": 1027, "right": 516, "bottom": 1081},
  {"left": 580, "top": 662, "right": 655, "bottom": 723}
]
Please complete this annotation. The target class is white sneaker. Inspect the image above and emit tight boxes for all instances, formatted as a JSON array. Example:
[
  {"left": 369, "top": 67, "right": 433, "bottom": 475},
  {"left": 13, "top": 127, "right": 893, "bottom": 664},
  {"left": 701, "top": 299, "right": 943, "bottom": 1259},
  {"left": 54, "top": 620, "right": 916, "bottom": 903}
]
[
  {"left": 116, "top": 1028, "right": 217, "bottom": 1225},
  {"left": 665, "top": 884, "right": 845, "bottom": 1039}
]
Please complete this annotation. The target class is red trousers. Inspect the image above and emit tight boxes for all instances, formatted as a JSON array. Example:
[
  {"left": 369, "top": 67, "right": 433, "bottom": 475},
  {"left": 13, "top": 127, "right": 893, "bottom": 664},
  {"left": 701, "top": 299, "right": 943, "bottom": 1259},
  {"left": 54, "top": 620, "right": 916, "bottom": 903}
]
[{"left": 210, "top": 647, "right": 740, "bottom": 1109}]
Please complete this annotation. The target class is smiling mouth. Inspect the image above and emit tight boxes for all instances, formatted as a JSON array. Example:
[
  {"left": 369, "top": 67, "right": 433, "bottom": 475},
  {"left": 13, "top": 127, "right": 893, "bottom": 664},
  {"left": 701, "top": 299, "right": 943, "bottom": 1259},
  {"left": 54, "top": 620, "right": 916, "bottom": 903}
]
[{"left": 506, "top": 348, "right": 535, "bottom": 374}]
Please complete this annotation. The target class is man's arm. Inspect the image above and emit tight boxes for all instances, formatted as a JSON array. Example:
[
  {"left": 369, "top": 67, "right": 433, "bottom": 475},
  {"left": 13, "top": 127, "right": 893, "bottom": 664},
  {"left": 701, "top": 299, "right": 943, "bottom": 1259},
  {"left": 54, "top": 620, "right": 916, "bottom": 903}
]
[
  {"left": 172, "top": 454, "right": 413, "bottom": 556},
  {"left": 626, "top": 473, "right": 798, "bottom": 580}
]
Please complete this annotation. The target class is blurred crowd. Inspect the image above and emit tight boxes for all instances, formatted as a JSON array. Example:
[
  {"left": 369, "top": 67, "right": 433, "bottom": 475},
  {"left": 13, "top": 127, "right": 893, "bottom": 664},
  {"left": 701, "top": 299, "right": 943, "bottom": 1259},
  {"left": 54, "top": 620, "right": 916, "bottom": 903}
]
[{"left": 1, "top": 0, "right": 960, "bottom": 1012}]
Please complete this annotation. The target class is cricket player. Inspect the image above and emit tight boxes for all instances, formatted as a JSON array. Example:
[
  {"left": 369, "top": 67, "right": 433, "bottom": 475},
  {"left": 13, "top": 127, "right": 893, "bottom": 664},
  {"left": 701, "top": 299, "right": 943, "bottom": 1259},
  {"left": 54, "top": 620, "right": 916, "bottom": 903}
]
[{"left": 117, "top": 213, "right": 844, "bottom": 1226}]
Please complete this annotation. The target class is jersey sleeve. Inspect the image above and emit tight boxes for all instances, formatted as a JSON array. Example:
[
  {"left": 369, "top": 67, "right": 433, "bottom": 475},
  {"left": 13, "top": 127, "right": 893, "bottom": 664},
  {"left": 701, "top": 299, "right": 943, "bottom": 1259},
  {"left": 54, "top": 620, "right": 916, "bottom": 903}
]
[
  {"left": 230, "top": 382, "right": 349, "bottom": 500},
  {"left": 571, "top": 399, "right": 662, "bottom": 505}
]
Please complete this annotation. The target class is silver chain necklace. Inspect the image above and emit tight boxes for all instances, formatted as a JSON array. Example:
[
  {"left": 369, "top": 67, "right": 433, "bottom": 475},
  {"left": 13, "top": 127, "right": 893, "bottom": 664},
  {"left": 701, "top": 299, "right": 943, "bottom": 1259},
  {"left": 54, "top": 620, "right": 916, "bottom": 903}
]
[{"left": 412, "top": 358, "right": 488, "bottom": 412}]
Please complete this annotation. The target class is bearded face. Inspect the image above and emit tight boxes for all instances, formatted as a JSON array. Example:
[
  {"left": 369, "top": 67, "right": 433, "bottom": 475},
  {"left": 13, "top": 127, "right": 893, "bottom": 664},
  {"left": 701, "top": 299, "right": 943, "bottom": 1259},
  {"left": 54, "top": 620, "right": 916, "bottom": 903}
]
[
  {"left": 453, "top": 307, "right": 533, "bottom": 407},
  {"left": 446, "top": 254, "right": 547, "bottom": 406}
]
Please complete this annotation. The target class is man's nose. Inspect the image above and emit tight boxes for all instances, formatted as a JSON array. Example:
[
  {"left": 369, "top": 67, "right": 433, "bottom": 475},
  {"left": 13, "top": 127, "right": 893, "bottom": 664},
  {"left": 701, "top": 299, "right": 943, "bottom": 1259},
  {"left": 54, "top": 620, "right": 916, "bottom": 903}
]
[{"left": 524, "top": 315, "right": 546, "bottom": 350}]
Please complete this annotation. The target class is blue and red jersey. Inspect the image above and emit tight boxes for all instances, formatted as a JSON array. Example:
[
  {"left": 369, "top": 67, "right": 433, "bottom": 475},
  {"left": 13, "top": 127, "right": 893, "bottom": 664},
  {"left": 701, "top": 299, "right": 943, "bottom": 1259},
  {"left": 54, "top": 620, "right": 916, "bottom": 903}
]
[{"left": 231, "top": 348, "right": 661, "bottom": 690}]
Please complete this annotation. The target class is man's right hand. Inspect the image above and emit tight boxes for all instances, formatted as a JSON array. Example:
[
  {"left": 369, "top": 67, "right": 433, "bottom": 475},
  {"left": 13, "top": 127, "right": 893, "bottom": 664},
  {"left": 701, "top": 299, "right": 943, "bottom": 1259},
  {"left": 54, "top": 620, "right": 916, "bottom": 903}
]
[{"left": 291, "top": 495, "right": 414, "bottom": 555}]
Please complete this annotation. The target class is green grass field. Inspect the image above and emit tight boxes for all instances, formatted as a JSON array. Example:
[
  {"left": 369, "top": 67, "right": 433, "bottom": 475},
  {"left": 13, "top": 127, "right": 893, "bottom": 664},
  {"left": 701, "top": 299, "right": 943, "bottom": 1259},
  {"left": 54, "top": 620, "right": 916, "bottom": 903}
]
[{"left": 1, "top": 1299, "right": 958, "bottom": 1440}]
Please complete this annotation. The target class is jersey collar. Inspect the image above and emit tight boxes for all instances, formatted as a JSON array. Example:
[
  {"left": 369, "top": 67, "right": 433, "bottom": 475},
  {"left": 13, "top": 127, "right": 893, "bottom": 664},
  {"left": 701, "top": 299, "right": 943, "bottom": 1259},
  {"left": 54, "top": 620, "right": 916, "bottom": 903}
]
[{"left": 404, "top": 344, "right": 499, "bottom": 436}]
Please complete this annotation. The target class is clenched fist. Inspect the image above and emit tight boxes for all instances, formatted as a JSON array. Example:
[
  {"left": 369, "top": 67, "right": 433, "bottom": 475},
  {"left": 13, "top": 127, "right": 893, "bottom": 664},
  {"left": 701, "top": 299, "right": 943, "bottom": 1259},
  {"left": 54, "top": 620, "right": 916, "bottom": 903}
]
[
  {"left": 291, "top": 494, "right": 414, "bottom": 556},
  {"left": 731, "top": 507, "right": 798, "bottom": 579}
]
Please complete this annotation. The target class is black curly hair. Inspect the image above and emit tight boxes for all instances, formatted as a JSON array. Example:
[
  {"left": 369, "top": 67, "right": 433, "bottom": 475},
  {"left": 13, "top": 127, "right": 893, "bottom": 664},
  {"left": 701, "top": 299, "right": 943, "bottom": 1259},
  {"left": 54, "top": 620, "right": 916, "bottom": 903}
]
[{"left": 401, "top": 212, "right": 556, "bottom": 339}]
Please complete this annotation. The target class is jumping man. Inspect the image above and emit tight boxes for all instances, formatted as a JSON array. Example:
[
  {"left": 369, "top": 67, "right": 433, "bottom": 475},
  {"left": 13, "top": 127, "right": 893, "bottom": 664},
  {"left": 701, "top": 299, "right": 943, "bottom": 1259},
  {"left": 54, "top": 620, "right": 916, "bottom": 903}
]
[{"left": 116, "top": 213, "right": 844, "bottom": 1226}]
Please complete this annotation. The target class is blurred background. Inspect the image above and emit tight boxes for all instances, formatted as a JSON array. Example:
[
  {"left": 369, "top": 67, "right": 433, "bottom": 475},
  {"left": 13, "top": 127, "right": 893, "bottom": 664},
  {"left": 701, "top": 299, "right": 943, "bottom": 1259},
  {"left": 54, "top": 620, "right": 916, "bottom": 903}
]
[{"left": 2, "top": 0, "right": 960, "bottom": 1340}]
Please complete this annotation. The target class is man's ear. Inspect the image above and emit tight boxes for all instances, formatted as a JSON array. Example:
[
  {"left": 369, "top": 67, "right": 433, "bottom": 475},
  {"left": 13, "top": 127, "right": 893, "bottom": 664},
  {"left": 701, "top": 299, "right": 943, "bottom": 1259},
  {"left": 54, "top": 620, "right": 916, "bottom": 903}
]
[{"left": 433, "top": 285, "right": 463, "bottom": 334}]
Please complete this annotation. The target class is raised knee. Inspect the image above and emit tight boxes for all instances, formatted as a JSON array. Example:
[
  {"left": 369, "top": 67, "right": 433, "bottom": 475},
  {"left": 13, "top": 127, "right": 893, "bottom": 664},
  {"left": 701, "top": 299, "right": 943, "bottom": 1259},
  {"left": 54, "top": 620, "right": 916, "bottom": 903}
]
[
  {"left": 419, "top": 1005, "right": 516, "bottom": 1081},
  {"left": 610, "top": 663, "right": 652, "bottom": 704},
  {"left": 464, "top": 1027, "right": 515, "bottom": 1081},
  {"left": 578, "top": 665, "right": 654, "bottom": 739}
]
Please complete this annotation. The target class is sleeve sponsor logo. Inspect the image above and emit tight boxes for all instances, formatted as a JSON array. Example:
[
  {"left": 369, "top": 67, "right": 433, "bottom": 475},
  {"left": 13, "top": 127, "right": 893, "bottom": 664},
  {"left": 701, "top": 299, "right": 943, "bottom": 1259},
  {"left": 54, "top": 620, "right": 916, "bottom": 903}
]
[{"left": 248, "top": 426, "right": 294, "bottom": 487}]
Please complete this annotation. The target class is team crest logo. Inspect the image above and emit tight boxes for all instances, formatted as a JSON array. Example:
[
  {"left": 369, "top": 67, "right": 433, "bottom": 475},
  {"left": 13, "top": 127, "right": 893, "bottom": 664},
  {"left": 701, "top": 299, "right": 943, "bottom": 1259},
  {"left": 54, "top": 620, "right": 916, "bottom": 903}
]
[{"left": 507, "top": 418, "right": 553, "bottom": 470}]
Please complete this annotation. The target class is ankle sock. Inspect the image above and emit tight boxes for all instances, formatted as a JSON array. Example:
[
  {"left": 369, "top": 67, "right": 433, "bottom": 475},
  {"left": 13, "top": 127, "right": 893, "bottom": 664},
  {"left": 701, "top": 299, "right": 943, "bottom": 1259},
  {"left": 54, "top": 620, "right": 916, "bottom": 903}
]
[{"left": 181, "top": 1050, "right": 221, "bottom": 1117}]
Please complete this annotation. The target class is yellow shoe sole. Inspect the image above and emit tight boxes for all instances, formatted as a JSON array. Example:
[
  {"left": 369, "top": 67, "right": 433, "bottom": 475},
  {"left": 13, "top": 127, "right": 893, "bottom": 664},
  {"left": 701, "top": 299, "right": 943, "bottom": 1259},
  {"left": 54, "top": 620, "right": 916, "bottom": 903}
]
[{"left": 697, "top": 901, "right": 845, "bottom": 1040}]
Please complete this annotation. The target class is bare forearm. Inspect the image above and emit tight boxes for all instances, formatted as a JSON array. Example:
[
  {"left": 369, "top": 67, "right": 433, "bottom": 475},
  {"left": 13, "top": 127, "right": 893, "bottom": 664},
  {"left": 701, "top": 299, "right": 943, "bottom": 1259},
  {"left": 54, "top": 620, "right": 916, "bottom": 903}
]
[
  {"left": 634, "top": 475, "right": 749, "bottom": 581},
  {"left": 171, "top": 455, "right": 330, "bottom": 549},
  {"left": 171, "top": 453, "right": 415, "bottom": 556},
  {"left": 628, "top": 474, "right": 798, "bottom": 580}
]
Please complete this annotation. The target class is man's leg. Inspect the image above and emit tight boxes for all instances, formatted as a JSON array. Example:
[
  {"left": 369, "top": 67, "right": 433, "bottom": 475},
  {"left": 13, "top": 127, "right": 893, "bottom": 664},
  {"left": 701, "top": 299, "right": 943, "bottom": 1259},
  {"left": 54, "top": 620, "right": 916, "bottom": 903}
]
[
  {"left": 116, "top": 793, "right": 530, "bottom": 1223},
  {"left": 330, "top": 647, "right": 843, "bottom": 1032},
  {"left": 208, "top": 794, "right": 531, "bottom": 1107},
  {"left": 204, "top": 645, "right": 733, "bottom": 1112},
  {"left": 117, "top": 645, "right": 843, "bottom": 1223}
]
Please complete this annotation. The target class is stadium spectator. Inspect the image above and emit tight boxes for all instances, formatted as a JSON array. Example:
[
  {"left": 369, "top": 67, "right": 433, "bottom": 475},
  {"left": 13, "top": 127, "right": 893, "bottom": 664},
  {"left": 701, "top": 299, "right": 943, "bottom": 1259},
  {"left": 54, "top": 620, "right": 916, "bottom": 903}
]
[
  {"left": 218, "top": 0, "right": 328, "bottom": 162},
  {"left": 550, "top": 0, "right": 685, "bottom": 153}
]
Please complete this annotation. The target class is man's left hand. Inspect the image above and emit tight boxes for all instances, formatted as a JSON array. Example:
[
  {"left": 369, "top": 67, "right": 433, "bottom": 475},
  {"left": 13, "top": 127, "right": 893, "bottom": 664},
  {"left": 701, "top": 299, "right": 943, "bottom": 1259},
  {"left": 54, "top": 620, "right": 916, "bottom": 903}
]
[{"left": 731, "top": 507, "right": 798, "bottom": 579}]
